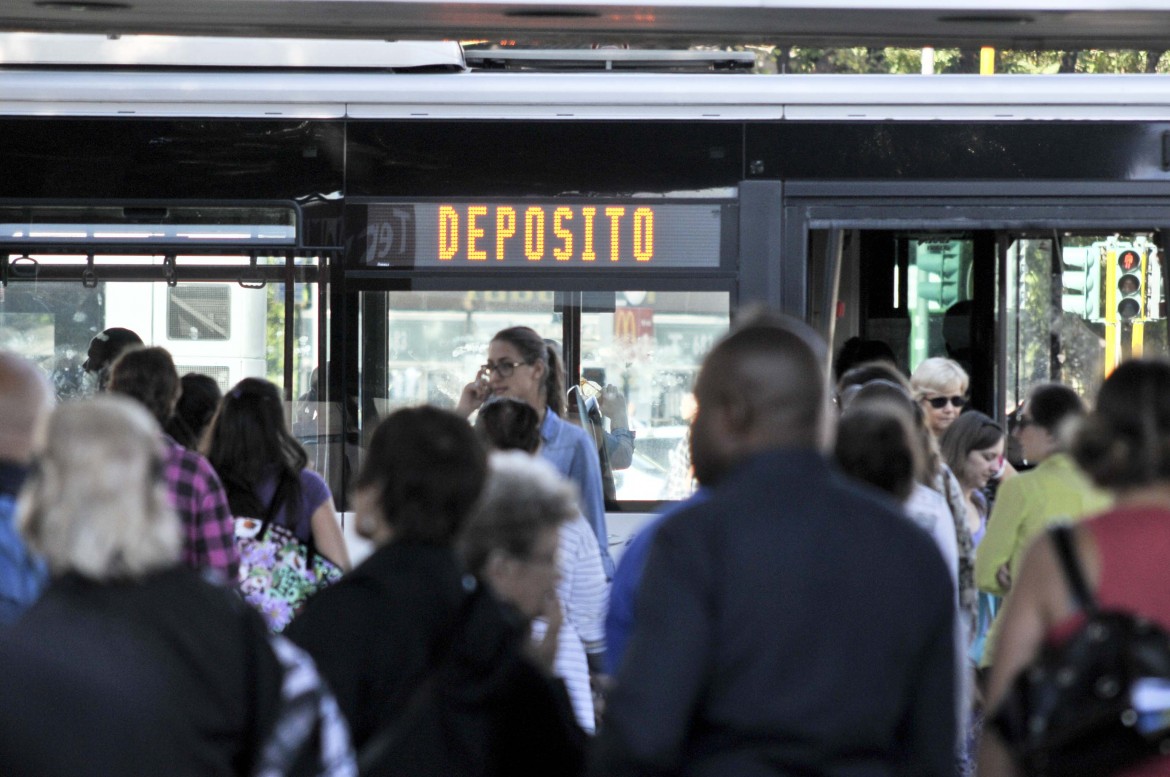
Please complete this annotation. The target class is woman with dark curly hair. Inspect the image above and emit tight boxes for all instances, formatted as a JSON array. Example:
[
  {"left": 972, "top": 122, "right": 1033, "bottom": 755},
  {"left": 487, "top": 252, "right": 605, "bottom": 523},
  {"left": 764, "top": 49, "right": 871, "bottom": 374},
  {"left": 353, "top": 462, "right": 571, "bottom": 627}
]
[
  {"left": 457, "top": 326, "right": 611, "bottom": 578},
  {"left": 980, "top": 359, "right": 1170, "bottom": 777},
  {"left": 203, "top": 377, "right": 350, "bottom": 628}
]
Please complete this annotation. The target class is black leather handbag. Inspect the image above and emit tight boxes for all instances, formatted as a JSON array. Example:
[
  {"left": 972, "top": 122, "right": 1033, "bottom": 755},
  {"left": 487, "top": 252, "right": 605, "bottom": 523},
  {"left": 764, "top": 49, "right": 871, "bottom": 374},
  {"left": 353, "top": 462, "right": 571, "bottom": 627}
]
[{"left": 990, "top": 524, "right": 1170, "bottom": 777}]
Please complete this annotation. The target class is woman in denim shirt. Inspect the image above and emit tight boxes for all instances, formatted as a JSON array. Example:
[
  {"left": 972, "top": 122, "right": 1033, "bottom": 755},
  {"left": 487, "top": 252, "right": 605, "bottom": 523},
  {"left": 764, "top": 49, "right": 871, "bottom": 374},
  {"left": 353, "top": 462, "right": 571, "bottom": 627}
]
[{"left": 458, "top": 326, "right": 611, "bottom": 578}]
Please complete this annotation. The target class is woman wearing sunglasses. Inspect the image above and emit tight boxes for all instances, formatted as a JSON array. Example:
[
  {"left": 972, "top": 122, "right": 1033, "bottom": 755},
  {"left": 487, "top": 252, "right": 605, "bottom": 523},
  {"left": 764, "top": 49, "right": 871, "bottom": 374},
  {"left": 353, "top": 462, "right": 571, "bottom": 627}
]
[
  {"left": 979, "top": 360, "right": 1170, "bottom": 776},
  {"left": 973, "top": 383, "right": 1110, "bottom": 678},
  {"left": 910, "top": 357, "right": 978, "bottom": 624},
  {"left": 911, "top": 357, "right": 970, "bottom": 439},
  {"left": 458, "top": 326, "right": 612, "bottom": 579}
]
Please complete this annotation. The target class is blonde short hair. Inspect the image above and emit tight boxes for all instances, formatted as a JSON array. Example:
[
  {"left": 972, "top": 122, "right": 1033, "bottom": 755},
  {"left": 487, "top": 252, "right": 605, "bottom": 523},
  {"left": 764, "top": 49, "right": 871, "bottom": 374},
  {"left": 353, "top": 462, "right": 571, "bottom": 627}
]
[
  {"left": 19, "top": 396, "right": 181, "bottom": 580},
  {"left": 910, "top": 357, "right": 970, "bottom": 400}
]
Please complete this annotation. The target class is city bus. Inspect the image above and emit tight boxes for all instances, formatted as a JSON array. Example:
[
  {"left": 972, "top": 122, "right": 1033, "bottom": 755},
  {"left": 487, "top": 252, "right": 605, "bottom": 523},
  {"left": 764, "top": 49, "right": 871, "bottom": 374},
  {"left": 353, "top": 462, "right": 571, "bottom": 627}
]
[{"left": 4, "top": 34, "right": 1170, "bottom": 540}]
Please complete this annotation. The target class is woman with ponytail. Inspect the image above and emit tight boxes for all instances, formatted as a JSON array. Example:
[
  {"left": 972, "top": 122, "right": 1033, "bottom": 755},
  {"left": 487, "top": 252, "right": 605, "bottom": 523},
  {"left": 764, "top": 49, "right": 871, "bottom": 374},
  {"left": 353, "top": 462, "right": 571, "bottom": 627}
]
[{"left": 459, "top": 326, "right": 612, "bottom": 578}]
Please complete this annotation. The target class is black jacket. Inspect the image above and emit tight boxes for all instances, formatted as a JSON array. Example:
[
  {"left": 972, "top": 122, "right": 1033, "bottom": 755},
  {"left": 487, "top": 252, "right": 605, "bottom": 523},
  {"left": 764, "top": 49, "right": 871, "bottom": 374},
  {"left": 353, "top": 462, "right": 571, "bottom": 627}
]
[
  {"left": 0, "top": 568, "right": 282, "bottom": 777},
  {"left": 287, "top": 541, "right": 586, "bottom": 777}
]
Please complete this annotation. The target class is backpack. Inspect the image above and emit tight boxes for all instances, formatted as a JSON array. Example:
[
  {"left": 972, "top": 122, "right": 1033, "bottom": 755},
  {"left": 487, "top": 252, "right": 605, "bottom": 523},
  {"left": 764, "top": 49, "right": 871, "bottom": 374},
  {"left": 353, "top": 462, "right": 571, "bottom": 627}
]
[{"left": 990, "top": 524, "right": 1170, "bottom": 776}]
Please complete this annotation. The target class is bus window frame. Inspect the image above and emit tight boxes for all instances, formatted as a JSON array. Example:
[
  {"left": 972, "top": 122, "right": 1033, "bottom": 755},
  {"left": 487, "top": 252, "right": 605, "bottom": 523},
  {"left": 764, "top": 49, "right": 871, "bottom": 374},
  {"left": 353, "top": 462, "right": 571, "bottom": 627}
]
[
  {"left": 341, "top": 274, "right": 735, "bottom": 511},
  {"left": 782, "top": 178, "right": 1170, "bottom": 427}
]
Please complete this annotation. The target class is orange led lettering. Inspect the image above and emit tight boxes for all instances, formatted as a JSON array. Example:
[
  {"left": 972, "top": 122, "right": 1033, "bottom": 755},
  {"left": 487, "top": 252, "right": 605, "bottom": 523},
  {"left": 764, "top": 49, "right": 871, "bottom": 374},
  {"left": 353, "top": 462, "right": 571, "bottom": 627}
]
[
  {"left": 496, "top": 207, "right": 516, "bottom": 260},
  {"left": 553, "top": 207, "right": 574, "bottom": 261},
  {"left": 633, "top": 207, "right": 654, "bottom": 262},
  {"left": 524, "top": 207, "right": 545, "bottom": 261},
  {"left": 466, "top": 205, "right": 487, "bottom": 261},
  {"left": 438, "top": 205, "right": 459, "bottom": 260},
  {"left": 581, "top": 207, "right": 597, "bottom": 261},
  {"left": 605, "top": 207, "right": 626, "bottom": 262}
]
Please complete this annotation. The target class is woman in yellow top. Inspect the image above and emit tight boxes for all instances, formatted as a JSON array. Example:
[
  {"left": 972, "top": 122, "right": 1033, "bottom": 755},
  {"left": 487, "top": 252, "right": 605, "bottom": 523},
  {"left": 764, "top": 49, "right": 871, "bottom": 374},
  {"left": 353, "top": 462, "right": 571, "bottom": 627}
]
[{"left": 973, "top": 382, "right": 1110, "bottom": 665}]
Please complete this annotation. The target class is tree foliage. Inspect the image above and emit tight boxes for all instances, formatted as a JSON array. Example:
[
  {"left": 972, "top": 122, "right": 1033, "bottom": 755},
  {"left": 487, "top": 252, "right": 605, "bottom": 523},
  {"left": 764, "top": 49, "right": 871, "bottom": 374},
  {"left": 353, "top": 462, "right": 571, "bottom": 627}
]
[{"left": 744, "top": 46, "right": 1170, "bottom": 74}]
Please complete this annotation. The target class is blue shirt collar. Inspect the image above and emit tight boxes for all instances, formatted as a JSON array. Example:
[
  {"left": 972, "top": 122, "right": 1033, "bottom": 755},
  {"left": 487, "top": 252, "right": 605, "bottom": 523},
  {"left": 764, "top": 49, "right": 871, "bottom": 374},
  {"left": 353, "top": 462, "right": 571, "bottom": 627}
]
[
  {"left": 540, "top": 407, "right": 558, "bottom": 443},
  {"left": 0, "top": 461, "right": 29, "bottom": 499}
]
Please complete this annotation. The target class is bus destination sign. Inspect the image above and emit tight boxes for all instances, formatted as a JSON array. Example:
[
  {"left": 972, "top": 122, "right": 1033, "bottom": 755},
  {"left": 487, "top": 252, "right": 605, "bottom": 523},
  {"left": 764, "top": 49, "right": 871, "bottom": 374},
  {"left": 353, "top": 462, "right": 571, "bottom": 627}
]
[{"left": 359, "top": 201, "right": 724, "bottom": 269}]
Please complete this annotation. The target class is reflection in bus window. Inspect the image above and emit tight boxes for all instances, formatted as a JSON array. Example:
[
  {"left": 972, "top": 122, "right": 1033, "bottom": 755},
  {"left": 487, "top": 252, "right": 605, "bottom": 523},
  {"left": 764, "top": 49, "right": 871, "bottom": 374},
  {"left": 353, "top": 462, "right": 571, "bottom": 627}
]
[
  {"left": 581, "top": 292, "right": 728, "bottom": 501},
  {"left": 908, "top": 237, "right": 974, "bottom": 372},
  {"left": 1007, "top": 234, "right": 1166, "bottom": 411},
  {"left": 361, "top": 290, "right": 729, "bottom": 502},
  {"left": 0, "top": 269, "right": 317, "bottom": 403}
]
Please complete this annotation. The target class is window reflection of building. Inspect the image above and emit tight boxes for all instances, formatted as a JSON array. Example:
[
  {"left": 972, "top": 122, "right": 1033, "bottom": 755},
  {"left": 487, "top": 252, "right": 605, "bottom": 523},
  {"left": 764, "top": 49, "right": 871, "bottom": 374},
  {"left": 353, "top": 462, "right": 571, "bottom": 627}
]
[{"left": 370, "top": 289, "right": 728, "bottom": 501}]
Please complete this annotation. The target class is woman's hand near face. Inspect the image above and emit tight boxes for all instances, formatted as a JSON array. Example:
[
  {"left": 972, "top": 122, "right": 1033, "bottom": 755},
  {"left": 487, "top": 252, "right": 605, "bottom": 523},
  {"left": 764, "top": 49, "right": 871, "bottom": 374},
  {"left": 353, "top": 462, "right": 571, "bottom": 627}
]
[
  {"left": 456, "top": 369, "right": 491, "bottom": 418},
  {"left": 598, "top": 385, "right": 629, "bottom": 428},
  {"left": 527, "top": 592, "right": 563, "bottom": 673}
]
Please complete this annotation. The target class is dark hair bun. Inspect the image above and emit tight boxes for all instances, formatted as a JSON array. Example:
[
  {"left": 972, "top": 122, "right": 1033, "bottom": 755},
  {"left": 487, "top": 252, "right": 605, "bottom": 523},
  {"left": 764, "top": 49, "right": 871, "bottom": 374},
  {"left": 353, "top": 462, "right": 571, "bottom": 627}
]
[{"left": 1072, "top": 360, "right": 1170, "bottom": 490}]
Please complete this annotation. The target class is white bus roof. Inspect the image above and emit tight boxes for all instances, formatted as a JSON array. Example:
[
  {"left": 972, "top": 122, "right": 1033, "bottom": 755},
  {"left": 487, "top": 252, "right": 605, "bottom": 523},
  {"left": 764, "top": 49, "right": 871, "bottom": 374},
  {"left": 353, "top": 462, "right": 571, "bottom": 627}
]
[
  {"left": 6, "top": 70, "right": 1170, "bottom": 121},
  {"left": 0, "top": 33, "right": 465, "bottom": 70}
]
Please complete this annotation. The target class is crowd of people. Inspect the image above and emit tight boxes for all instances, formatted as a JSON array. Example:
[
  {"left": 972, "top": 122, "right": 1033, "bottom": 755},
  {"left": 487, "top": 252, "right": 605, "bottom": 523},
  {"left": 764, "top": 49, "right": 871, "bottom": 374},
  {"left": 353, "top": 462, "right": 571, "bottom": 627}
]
[{"left": 1, "top": 315, "right": 1169, "bottom": 777}]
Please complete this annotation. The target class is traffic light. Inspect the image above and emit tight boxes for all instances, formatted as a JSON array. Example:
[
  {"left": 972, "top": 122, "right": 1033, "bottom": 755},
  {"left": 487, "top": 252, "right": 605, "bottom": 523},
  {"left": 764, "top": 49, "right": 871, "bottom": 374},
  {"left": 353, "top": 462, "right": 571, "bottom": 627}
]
[
  {"left": 1115, "top": 246, "right": 1146, "bottom": 321},
  {"left": 1102, "top": 241, "right": 1152, "bottom": 376},
  {"left": 915, "top": 240, "right": 962, "bottom": 312},
  {"left": 1061, "top": 245, "right": 1101, "bottom": 320}
]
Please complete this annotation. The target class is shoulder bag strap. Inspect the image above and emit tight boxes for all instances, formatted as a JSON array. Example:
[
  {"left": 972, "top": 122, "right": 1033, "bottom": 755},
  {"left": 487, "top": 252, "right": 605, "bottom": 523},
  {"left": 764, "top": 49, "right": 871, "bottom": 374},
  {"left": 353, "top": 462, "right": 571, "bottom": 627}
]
[
  {"left": 270, "top": 470, "right": 328, "bottom": 569},
  {"left": 1050, "top": 523, "right": 1098, "bottom": 615},
  {"left": 258, "top": 471, "right": 318, "bottom": 564},
  {"left": 253, "top": 474, "right": 284, "bottom": 542}
]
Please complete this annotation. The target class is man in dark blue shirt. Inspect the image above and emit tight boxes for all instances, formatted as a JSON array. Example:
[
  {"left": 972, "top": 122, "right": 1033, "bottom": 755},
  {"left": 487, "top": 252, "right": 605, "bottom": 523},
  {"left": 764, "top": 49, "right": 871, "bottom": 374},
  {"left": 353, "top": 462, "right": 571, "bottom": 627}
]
[
  {"left": 604, "top": 488, "right": 707, "bottom": 676},
  {"left": 593, "top": 312, "right": 957, "bottom": 777}
]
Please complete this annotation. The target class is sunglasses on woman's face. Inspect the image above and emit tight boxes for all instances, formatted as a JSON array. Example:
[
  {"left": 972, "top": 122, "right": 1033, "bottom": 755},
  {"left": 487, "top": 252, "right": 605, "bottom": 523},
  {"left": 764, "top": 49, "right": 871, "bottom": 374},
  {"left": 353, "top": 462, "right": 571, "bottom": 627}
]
[{"left": 926, "top": 395, "right": 968, "bottom": 409}]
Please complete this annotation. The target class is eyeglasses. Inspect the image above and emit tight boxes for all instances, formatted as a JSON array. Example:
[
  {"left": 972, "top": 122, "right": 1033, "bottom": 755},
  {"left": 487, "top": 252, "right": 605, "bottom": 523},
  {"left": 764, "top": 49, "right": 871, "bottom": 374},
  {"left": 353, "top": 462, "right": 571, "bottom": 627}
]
[
  {"left": 481, "top": 359, "right": 531, "bottom": 378},
  {"left": 578, "top": 378, "right": 603, "bottom": 400},
  {"left": 925, "top": 395, "right": 968, "bottom": 410}
]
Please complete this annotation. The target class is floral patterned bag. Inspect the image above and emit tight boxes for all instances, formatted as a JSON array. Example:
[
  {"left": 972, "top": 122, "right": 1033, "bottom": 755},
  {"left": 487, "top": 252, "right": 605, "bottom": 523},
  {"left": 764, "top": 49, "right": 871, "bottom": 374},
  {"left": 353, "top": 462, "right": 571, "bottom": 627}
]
[{"left": 236, "top": 503, "right": 343, "bottom": 633}]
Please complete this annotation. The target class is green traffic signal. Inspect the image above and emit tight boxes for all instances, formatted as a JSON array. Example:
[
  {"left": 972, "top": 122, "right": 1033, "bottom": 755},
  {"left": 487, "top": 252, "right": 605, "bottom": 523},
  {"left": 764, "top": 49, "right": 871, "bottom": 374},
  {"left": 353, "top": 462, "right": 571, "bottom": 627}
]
[{"left": 916, "top": 242, "right": 962, "bottom": 309}]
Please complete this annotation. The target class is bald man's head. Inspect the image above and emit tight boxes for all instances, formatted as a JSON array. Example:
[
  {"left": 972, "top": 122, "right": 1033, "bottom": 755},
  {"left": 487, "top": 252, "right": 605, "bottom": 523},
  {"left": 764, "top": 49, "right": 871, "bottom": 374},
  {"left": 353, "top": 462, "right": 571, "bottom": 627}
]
[
  {"left": 690, "top": 311, "right": 831, "bottom": 487},
  {"left": 0, "top": 352, "right": 53, "bottom": 464}
]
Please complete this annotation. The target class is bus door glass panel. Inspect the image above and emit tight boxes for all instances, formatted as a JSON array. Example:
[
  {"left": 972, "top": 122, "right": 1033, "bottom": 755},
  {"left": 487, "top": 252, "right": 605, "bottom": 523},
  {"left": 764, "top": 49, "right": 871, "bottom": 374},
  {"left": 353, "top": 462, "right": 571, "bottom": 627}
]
[
  {"left": 831, "top": 232, "right": 975, "bottom": 378},
  {"left": 579, "top": 291, "right": 729, "bottom": 502},
  {"left": 357, "top": 289, "right": 729, "bottom": 504},
  {"left": 819, "top": 229, "right": 972, "bottom": 378},
  {"left": 906, "top": 236, "right": 975, "bottom": 373},
  {"left": 0, "top": 270, "right": 100, "bottom": 400},
  {"left": 1005, "top": 232, "right": 1168, "bottom": 413},
  {"left": 361, "top": 290, "right": 561, "bottom": 419},
  {"left": 1, "top": 252, "right": 320, "bottom": 422}
]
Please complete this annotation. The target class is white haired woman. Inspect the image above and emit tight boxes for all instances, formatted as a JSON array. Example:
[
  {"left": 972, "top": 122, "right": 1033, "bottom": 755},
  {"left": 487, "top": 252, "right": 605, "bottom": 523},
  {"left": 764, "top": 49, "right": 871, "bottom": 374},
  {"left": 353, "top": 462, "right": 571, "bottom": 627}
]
[
  {"left": 475, "top": 398, "right": 609, "bottom": 734},
  {"left": 0, "top": 396, "right": 287, "bottom": 776},
  {"left": 458, "top": 451, "right": 591, "bottom": 742},
  {"left": 460, "top": 451, "right": 579, "bottom": 632}
]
